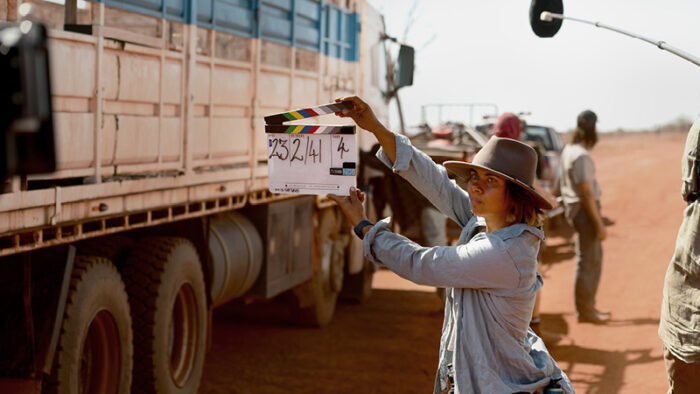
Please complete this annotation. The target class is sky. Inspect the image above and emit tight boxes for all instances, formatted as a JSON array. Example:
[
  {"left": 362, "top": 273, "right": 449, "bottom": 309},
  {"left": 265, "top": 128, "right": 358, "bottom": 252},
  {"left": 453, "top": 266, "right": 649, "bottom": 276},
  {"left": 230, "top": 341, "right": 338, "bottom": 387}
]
[{"left": 368, "top": 0, "right": 700, "bottom": 133}]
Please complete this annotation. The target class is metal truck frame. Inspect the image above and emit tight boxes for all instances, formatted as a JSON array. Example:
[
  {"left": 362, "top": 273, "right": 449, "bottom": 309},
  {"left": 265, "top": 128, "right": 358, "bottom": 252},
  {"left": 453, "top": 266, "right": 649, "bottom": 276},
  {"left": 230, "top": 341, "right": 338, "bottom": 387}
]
[{"left": 0, "top": 0, "right": 411, "bottom": 391}]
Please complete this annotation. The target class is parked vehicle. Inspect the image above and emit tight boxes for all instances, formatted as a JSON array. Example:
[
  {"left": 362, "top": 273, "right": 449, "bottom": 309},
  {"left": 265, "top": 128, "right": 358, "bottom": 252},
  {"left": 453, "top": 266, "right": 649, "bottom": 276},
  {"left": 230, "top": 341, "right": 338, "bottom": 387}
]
[
  {"left": 0, "top": 0, "right": 412, "bottom": 391},
  {"left": 522, "top": 124, "right": 564, "bottom": 196}
]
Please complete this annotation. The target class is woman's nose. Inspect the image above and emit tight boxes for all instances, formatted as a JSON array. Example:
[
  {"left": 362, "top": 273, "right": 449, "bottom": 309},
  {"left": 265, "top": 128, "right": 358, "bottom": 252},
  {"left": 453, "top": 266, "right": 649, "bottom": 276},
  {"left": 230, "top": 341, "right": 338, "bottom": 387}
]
[{"left": 469, "top": 183, "right": 483, "bottom": 194}]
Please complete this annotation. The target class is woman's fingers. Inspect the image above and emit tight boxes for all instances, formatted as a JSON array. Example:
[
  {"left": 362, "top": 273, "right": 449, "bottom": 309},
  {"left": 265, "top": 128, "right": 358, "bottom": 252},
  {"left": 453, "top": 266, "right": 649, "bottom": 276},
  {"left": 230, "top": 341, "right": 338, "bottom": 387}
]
[
  {"left": 336, "top": 96, "right": 365, "bottom": 112},
  {"left": 356, "top": 189, "right": 366, "bottom": 203},
  {"left": 349, "top": 187, "right": 362, "bottom": 203},
  {"left": 328, "top": 193, "right": 351, "bottom": 207}
]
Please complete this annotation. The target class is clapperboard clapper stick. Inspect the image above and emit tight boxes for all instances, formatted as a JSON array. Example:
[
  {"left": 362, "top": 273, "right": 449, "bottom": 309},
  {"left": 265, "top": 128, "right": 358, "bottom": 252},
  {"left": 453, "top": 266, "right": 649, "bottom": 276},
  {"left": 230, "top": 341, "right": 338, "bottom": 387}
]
[{"left": 264, "top": 102, "right": 358, "bottom": 196}]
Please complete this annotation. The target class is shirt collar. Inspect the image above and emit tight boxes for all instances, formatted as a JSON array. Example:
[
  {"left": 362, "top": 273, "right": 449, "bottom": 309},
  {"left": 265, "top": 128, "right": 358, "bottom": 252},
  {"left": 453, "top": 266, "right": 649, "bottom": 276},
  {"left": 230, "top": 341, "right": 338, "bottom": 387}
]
[{"left": 490, "top": 222, "right": 545, "bottom": 241}]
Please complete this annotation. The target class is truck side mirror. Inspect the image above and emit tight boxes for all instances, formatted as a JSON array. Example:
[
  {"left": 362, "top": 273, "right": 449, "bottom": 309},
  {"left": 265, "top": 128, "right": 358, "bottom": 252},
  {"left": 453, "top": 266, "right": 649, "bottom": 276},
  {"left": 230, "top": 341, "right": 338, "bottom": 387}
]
[
  {"left": 0, "top": 21, "right": 56, "bottom": 181},
  {"left": 395, "top": 44, "right": 414, "bottom": 89}
]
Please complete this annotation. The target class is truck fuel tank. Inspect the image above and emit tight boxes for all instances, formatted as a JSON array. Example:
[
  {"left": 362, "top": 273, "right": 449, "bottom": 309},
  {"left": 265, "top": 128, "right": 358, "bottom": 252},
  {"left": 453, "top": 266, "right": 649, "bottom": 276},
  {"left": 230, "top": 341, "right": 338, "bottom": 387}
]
[{"left": 208, "top": 212, "right": 263, "bottom": 307}]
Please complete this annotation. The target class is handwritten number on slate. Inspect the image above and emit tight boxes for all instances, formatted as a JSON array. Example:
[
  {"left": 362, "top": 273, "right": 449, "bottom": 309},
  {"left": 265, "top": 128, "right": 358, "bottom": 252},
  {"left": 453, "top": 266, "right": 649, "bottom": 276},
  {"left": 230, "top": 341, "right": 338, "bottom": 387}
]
[
  {"left": 268, "top": 137, "right": 289, "bottom": 161},
  {"left": 337, "top": 137, "right": 349, "bottom": 160},
  {"left": 308, "top": 139, "right": 320, "bottom": 163},
  {"left": 291, "top": 137, "right": 304, "bottom": 163}
]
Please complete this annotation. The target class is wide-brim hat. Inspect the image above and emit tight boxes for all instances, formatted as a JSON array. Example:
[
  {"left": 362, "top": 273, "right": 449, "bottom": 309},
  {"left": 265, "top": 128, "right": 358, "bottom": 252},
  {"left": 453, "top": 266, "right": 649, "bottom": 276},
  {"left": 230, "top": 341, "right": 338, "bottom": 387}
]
[{"left": 444, "top": 136, "right": 554, "bottom": 210}]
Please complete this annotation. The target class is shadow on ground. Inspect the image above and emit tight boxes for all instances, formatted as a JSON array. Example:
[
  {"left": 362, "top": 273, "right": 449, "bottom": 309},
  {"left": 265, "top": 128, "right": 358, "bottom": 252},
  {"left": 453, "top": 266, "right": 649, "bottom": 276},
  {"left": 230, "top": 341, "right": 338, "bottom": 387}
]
[
  {"left": 540, "top": 312, "right": 663, "bottom": 394},
  {"left": 550, "top": 345, "right": 661, "bottom": 394}
]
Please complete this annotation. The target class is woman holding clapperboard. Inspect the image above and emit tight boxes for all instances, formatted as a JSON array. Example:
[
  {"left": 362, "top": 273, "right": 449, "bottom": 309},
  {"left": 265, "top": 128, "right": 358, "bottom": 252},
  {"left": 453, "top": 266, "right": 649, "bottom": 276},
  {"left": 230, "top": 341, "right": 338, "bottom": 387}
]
[{"left": 328, "top": 96, "right": 573, "bottom": 394}]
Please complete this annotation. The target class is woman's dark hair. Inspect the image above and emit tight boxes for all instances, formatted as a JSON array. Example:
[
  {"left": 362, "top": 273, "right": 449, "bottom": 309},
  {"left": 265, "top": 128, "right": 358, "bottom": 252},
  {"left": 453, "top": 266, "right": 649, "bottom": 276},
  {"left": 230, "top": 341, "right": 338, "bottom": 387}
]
[
  {"left": 504, "top": 182, "right": 544, "bottom": 227},
  {"left": 571, "top": 126, "right": 598, "bottom": 147},
  {"left": 573, "top": 110, "right": 598, "bottom": 147}
]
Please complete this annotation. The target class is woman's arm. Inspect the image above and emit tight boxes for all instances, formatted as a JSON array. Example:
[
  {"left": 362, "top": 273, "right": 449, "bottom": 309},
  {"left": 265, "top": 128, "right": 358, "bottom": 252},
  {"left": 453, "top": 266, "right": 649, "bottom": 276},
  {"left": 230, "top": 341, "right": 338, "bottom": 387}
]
[
  {"left": 336, "top": 96, "right": 473, "bottom": 227},
  {"left": 364, "top": 220, "right": 520, "bottom": 289},
  {"left": 328, "top": 193, "right": 519, "bottom": 289}
]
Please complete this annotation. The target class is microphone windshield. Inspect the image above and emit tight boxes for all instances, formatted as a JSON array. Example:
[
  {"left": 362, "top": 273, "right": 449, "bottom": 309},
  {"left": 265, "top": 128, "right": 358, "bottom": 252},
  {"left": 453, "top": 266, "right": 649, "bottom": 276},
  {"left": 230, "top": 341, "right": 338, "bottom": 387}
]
[{"left": 529, "top": 0, "right": 563, "bottom": 38}]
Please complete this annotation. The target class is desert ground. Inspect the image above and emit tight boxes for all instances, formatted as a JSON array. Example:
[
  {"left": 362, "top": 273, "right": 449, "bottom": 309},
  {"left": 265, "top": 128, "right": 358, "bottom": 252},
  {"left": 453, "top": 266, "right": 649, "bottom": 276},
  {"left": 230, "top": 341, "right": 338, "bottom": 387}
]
[{"left": 200, "top": 130, "right": 688, "bottom": 393}]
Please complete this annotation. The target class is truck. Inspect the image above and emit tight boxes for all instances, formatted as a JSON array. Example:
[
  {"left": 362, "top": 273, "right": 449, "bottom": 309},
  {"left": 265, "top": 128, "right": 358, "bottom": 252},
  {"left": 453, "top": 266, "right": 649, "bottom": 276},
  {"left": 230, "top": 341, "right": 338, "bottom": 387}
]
[{"left": 0, "top": 0, "right": 413, "bottom": 392}]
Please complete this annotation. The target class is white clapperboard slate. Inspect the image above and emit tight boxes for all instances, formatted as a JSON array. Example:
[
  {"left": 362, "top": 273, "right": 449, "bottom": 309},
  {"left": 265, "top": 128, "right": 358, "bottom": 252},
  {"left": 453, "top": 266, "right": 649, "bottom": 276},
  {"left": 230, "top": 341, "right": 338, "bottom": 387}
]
[{"left": 264, "top": 102, "right": 357, "bottom": 196}]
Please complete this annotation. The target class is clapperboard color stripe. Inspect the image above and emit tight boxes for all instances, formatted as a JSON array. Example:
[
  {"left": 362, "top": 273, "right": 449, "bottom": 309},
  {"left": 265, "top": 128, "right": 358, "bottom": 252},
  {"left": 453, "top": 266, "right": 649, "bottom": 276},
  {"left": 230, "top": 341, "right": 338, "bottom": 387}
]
[
  {"left": 264, "top": 101, "right": 353, "bottom": 126},
  {"left": 264, "top": 125, "right": 355, "bottom": 134}
]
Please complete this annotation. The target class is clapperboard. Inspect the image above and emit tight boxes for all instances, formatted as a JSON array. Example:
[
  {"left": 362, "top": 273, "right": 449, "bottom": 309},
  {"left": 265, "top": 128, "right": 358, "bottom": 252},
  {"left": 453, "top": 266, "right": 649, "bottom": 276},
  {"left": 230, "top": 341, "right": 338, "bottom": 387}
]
[{"left": 264, "top": 102, "right": 357, "bottom": 196}]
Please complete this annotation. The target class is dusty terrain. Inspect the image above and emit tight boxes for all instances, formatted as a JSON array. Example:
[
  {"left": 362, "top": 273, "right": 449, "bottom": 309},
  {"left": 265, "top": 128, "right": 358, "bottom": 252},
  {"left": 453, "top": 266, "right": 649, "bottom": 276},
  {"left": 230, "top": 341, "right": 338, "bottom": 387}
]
[{"left": 200, "top": 130, "right": 688, "bottom": 393}]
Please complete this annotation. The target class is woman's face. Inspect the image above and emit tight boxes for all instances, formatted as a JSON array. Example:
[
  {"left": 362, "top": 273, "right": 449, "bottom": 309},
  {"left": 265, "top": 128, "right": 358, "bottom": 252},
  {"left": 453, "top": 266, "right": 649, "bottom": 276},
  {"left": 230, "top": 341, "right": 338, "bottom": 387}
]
[{"left": 459, "top": 168, "right": 510, "bottom": 217}]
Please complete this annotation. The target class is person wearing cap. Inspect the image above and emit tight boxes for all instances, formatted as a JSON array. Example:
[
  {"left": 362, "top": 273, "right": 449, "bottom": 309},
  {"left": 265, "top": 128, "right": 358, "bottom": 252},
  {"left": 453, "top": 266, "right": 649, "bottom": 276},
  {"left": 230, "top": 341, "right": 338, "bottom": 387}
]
[
  {"left": 559, "top": 110, "right": 611, "bottom": 324},
  {"left": 658, "top": 117, "right": 700, "bottom": 392},
  {"left": 329, "top": 96, "right": 572, "bottom": 393}
]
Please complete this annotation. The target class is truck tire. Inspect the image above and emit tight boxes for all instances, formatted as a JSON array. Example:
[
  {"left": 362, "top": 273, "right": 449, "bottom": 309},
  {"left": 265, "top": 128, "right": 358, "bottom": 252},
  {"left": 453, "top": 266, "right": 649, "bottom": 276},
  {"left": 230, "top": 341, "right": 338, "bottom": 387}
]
[
  {"left": 295, "top": 209, "right": 346, "bottom": 326},
  {"left": 50, "top": 256, "right": 133, "bottom": 394},
  {"left": 122, "top": 237, "right": 207, "bottom": 394},
  {"left": 77, "top": 235, "right": 134, "bottom": 269}
]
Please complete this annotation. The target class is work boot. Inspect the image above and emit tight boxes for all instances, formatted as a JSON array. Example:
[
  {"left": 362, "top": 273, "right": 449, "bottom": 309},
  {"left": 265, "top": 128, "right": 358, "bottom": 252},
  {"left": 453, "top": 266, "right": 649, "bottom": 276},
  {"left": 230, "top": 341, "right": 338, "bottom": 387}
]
[{"left": 577, "top": 310, "right": 611, "bottom": 324}]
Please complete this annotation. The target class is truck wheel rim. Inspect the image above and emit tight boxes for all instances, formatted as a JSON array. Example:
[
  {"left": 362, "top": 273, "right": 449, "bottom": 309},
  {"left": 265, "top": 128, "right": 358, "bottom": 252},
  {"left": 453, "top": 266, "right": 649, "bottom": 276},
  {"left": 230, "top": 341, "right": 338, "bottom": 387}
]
[
  {"left": 81, "top": 310, "right": 121, "bottom": 394},
  {"left": 169, "top": 283, "right": 198, "bottom": 387}
]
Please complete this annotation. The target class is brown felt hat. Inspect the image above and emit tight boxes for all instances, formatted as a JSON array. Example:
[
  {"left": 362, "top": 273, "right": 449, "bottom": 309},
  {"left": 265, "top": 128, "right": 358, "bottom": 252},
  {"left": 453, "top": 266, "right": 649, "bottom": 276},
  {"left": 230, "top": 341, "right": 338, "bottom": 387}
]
[{"left": 443, "top": 136, "right": 553, "bottom": 210}]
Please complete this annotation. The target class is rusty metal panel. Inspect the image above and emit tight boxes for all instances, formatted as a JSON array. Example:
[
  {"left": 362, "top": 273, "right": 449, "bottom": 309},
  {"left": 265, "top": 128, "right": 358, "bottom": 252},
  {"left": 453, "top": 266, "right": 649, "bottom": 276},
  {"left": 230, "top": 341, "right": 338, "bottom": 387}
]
[
  {"left": 163, "top": 59, "right": 183, "bottom": 103},
  {"left": 192, "top": 62, "right": 210, "bottom": 104},
  {"left": 53, "top": 113, "right": 95, "bottom": 170},
  {"left": 112, "top": 115, "right": 160, "bottom": 165},
  {"left": 291, "top": 75, "right": 318, "bottom": 108},
  {"left": 258, "top": 71, "right": 291, "bottom": 109},
  {"left": 161, "top": 118, "right": 183, "bottom": 162},
  {"left": 212, "top": 66, "right": 252, "bottom": 106},
  {"left": 116, "top": 53, "right": 161, "bottom": 102},
  {"left": 209, "top": 117, "right": 250, "bottom": 158},
  {"left": 48, "top": 39, "right": 95, "bottom": 98}
]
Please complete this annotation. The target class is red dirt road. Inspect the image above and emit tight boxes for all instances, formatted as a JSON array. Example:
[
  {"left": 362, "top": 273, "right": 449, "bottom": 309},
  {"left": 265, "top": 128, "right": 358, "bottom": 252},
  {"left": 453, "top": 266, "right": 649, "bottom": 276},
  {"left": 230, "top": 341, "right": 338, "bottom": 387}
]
[{"left": 200, "top": 131, "right": 687, "bottom": 393}]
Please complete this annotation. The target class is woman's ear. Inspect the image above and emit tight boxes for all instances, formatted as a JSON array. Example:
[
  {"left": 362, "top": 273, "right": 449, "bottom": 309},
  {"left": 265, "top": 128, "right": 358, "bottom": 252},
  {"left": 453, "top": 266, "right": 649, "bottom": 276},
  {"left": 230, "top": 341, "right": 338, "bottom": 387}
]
[{"left": 503, "top": 185, "right": 517, "bottom": 225}]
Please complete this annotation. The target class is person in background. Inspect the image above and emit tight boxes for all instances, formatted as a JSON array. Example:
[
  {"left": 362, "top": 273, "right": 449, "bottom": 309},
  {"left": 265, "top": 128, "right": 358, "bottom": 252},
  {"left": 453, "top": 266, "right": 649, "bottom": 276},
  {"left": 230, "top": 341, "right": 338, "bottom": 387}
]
[
  {"left": 493, "top": 112, "right": 522, "bottom": 140},
  {"left": 559, "top": 110, "right": 611, "bottom": 324},
  {"left": 330, "top": 96, "right": 572, "bottom": 393},
  {"left": 658, "top": 117, "right": 700, "bottom": 392}
]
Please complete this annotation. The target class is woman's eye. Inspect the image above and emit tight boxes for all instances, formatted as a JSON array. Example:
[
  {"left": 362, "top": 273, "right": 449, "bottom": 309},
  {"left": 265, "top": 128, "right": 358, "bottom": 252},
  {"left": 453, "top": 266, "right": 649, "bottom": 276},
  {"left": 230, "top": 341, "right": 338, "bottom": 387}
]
[{"left": 487, "top": 177, "right": 496, "bottom": 184}]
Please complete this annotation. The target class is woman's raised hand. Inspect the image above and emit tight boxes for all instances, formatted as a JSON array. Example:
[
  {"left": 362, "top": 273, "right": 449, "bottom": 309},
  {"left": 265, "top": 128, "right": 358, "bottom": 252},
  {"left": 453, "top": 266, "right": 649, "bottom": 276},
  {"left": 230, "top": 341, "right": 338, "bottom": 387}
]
[
  {"left": 327, "top": 187, "right": 366, "bottom": 228},
  {"left": 335, "top": 96, "right": 385, "bottom": 134}
]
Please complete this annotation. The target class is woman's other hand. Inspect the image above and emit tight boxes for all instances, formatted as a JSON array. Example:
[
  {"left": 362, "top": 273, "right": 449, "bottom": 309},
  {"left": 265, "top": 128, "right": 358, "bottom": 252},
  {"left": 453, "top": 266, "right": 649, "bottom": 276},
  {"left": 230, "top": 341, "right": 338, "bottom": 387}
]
[
  {"left": 327, "top": 187, "right": 366, "bottom": 227},
  {"left": 335, "top": 96, "right": 385, "bottom": 134}
]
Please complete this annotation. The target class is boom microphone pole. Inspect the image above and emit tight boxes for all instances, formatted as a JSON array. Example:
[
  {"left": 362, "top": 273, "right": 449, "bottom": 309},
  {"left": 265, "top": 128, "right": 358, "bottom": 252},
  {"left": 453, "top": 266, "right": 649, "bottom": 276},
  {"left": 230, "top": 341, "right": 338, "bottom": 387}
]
[{"left": 529, "top": 0, "right": 700, "bottom": 68}]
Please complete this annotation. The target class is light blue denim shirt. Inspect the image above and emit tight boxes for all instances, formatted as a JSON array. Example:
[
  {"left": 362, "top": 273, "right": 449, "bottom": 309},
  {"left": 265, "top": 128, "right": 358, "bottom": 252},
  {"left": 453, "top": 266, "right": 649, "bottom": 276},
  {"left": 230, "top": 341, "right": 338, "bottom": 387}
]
[{"left": 363, "top": 134, "right": 573, "bottom": 394}]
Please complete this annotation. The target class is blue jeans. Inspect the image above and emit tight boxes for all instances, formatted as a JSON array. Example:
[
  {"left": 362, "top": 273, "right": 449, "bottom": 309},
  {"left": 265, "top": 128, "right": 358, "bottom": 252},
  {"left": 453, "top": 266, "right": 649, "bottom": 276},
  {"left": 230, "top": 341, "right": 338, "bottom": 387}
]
[{"left": 573, "top": 206, "right": 603, "bottom": 317}]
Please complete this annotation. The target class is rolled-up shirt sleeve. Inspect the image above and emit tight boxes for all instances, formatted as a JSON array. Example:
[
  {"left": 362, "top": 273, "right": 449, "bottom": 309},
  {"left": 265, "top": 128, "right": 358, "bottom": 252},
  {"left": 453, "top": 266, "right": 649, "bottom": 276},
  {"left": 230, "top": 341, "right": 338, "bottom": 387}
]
[
  {"left": 376, "top": 134, "right": 473, "bottom": 227},
  {"left": 364, "top": 218, "right": 519, "bottom": 289}
]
